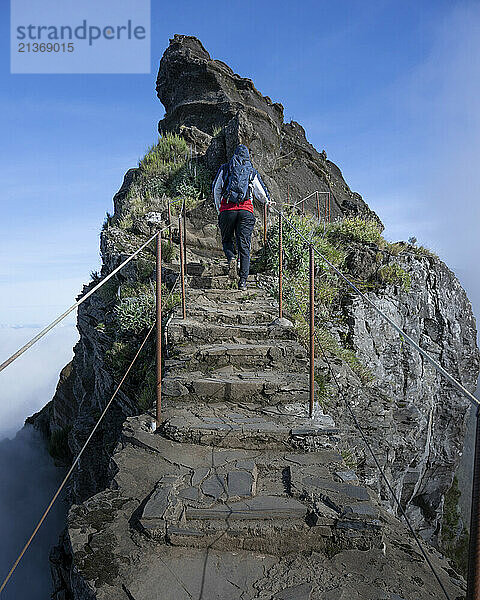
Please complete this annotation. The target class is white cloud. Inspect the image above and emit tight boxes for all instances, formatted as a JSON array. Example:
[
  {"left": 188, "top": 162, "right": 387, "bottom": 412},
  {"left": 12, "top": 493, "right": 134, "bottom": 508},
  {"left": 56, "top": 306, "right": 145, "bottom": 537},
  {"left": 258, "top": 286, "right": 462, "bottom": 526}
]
[{"left": 0, "top": 325, "right": 79, "bottom": 439}]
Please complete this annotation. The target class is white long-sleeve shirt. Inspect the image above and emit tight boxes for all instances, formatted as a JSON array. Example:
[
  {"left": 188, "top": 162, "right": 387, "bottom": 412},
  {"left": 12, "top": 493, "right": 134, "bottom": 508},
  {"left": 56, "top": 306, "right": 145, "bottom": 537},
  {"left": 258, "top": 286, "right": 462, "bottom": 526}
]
[{"left": 212, "top": 165, "right": 271, "bottom": 214}]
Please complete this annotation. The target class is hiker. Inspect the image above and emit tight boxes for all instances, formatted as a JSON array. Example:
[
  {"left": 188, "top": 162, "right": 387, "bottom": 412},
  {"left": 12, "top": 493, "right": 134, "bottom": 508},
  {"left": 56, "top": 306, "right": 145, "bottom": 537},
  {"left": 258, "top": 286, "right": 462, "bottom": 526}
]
[{"left": 212, "top": 144, "right": 272, "bottom": 290}]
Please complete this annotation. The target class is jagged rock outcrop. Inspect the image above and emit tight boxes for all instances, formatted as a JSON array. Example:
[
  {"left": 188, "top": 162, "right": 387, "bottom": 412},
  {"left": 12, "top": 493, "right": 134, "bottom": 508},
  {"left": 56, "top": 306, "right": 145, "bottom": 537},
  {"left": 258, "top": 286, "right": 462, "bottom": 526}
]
[
  {"left": 27, "top": 34, "right": 479, "bottom": 599},
  {"left": 318, "top": 245, "right": 479, "bottom": 541},
  {"left": 157, "top": 34, "right": 380, "bottom": 225}
]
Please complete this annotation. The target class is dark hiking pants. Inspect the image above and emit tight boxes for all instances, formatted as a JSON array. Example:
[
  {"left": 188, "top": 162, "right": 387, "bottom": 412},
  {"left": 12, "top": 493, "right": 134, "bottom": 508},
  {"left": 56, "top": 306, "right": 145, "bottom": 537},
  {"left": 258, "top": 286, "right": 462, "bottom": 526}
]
[{"left": 218, "top": 210, "right": 256, "bottom": 280}]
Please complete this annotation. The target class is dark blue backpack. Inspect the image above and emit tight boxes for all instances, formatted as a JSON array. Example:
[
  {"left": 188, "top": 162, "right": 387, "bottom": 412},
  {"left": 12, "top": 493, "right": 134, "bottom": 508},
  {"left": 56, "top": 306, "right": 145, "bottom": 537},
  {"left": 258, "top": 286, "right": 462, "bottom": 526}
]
[{"left": 222, "top": 145, "right": 256, "bottom": 204}]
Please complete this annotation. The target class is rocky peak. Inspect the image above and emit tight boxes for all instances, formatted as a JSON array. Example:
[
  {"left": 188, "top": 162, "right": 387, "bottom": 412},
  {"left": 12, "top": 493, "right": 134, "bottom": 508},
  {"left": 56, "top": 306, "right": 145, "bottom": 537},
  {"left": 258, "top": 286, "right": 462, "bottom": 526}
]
[{"left": 157, "top": 34, "right": 381, "bottom": 224}]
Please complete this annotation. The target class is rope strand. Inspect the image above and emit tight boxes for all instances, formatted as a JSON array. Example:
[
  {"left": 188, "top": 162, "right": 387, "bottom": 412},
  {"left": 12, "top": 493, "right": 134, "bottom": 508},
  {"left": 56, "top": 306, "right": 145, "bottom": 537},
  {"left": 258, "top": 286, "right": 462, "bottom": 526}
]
[
  {"left": 269, "top": 204, "right": 479, "bottom": 408},
  {"left": 262, "top": 229, "right": 452, "bottom": 600},
  {"left": 0, "top": 321, "right": 156, "bottom": 595},
  {"left": 0, "top": 194, "right": 208, "bottom": 374}
]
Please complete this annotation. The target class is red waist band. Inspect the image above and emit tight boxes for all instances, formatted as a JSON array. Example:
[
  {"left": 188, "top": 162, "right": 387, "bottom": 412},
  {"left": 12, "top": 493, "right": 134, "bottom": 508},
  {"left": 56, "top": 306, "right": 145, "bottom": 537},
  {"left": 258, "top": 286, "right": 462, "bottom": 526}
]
[{"left": 219, "top": 197, "right": 254, "bottom": 213}]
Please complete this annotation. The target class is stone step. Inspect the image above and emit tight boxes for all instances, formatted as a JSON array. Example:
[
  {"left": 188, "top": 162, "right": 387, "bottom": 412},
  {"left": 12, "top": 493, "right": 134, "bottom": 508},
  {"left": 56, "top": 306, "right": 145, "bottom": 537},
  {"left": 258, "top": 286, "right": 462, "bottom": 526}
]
[
  {"left": 135, "top": 421, "right": 382, "bottom": 555},
  {"left": 162, "top": 370, "right": 316, "bottom": 406},
  {"left": 186, "top": 287, "right": 270, "bottom": 300},
  {"left": 183, "top": 304, "right": 278, "bottom": 325},
  {"left": 169, "top": 340, "right": 308, "bottom": 372},
  {"left": 186, "top": 496, "right": 307, "bottom": 520},
  {"left": 186, "top": 262, "right": 227, "bottom": 277},
  {"left": 168, "top": 317, "right": 296, "bottom": 345},
  {"left": 189, "top": 274, "right": 237, "bottom": 290},
  {"left": 160, "top": 404, "right": 338, "bottom": 450}
]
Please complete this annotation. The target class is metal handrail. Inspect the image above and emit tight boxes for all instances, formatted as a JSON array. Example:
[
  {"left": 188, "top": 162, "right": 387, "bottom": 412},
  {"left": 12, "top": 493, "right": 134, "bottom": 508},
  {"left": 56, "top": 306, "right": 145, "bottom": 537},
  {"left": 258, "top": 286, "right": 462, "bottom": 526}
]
[
  {"left": 263, "top": 202, "right": 457, "bottom": 598},
  {"left": 0, "top": 196, "right": 206, "bottom": 374},
  {"left": 269, "top": 202, "right": 480, "bottom": 408}
]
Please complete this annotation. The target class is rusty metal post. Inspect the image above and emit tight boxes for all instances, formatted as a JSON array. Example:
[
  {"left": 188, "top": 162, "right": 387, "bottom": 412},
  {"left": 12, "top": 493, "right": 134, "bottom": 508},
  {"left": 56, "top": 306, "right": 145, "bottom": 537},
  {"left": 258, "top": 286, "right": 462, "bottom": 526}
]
[
  {"left": 467, "top": 405, "right": 480, "bottom": 599},
  {"left": 278, "top": 212, "right": 283, "bottom": 319},
  {"left": 156, "top": 232, "right": 162, "bottom": 426},
  {"left": 316, "top": 191, "right": 320, "bottom": 221},
  {"left": 263, "top": 203, "right": 267, "bottom": 245},
  {"left": 309, "top": 244, "right": 315, "bottom": 418},
  {"left": 178, "top": 215, "right": 187, "bottom": 319},
  {"left": 167, "top": 199, "right": 172, "bottom": 244},
  {"left": 328, "top": 192, "right": 331, "bottom": 222},
  {"left": 182, "top": 201, "right": 187, "bottom": 269}
]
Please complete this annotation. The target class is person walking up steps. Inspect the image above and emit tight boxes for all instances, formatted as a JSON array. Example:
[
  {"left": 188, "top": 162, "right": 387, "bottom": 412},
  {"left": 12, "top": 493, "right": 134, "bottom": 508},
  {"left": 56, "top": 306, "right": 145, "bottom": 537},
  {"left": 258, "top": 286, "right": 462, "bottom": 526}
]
[{"left": 212, "top": 144, "right": 272, "bottom": 290}]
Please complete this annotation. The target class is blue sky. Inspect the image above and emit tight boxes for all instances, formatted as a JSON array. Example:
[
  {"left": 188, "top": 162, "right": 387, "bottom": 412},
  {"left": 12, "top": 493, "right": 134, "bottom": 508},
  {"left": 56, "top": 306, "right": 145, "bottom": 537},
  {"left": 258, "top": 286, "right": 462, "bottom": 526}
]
[{"left": 1, "top": 0, "right": 479, "bottom": 327}]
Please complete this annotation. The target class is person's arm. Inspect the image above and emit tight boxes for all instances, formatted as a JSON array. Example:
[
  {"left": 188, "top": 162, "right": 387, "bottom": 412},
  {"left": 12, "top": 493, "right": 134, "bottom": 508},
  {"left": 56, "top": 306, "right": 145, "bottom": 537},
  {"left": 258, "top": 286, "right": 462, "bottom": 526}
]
[
  {"left": 251, "top": 172, "right": 273, "bottom": 205},
  {"left": 212, "top": 165, "right": 225, "bottom": 214}
]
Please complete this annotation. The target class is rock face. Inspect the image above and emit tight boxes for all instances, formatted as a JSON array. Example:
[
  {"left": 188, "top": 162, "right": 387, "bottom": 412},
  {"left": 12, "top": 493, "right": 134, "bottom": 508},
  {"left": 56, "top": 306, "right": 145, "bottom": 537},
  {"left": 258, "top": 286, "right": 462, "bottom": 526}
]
[
  {"left": 27, "top": 34, "right": 479, "bottom": 599},
  {"left": 157, "top": 34, "right": 381, "bottom": 225},
  {"left": 321, "top": 244, "right": 480, "bottom": 541}
]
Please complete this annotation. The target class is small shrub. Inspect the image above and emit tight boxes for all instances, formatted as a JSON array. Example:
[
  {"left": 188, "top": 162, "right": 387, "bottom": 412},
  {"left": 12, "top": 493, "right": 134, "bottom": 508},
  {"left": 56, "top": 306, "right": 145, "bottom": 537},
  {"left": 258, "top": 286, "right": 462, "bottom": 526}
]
[
  {"left": 326, "top": 216, "right": 383, "bottom": 246},
  {"left": 340, "top": 447, "right": 358, "bottom": 469},
  {"left": 163, "top": 286, "right": 182, "bottom": 312},
  {"left": 90, "top": 270, "right": 101, "bottom": 283},
  {"left": 162, "top": 240, "right": 176, "bottom": 263},
  {"left": 168, "top": 162, "right": 211, "bottom": 206},
  {"left": 315, "top": 372, "right": 332, "bottom": 410},
  {"left": 129, "top": 195, "right": 158, "bottom": 219},
  {"left": 385, "top": 241, "right": 405, "bottom": 256},
  {"left": 264, "top": 213, "right": 345, "bottom": 276},
  {"left": 378, "top": 263, "right": 411, "bottom": 291},
  {"left": 412, "top": 245, "right": 438, "bottom": 259},
  {"left": 114, "top": 281, "right": 181, "bottom": 335},
  {"left": 102, "top": 212, "right": 113, "bottom": 231},
  {"left": 139, "top": 133, "right": 189, "bottom": 171},
  {"left": 315, "top": 327, "right": 373, "bottom": 383},
  {"left": 136, "top": 257, "right": 154, "bottom": 280},
  {"left": 118, "top": 214, "right": 133, "bottom": 230},
  {"left": 136, "top": 366, "right": 156, "bottom": 411},
  {"left": 98, "top": 277, "right": 119, "bottom": 304},
  {"left": 114, "top": 290, "right": 155, "bottom": 334},
  {"left": 105, "top": 341, "right": 132, "bottom": 378}
]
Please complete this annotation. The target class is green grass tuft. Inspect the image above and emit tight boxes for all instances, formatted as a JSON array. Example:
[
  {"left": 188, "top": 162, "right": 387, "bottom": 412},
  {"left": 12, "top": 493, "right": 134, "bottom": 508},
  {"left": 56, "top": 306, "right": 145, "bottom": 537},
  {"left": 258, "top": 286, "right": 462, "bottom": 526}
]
[
  {"left": 378, "top": 263, "right": 411, "bottom": 291},
  {"left": 326, "top": 216, "right": 383, "bottom": 245}
]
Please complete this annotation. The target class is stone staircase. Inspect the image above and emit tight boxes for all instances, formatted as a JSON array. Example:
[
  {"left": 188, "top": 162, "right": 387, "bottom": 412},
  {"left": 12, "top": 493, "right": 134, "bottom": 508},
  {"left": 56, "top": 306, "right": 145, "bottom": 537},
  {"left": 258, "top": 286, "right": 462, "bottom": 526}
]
[{"left": 137, "top": 256, "right": 383, "bottom": 556}]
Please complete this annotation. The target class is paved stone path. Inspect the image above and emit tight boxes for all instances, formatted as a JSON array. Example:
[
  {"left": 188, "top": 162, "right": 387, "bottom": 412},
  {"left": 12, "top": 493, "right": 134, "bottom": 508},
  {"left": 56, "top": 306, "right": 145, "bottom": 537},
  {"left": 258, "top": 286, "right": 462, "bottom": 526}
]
[
  {"left": 153, "top": 258, "right": 382, "bottom": 555},
  {"left": 63, "top": 254, "right": 466, "bottom": 599}
]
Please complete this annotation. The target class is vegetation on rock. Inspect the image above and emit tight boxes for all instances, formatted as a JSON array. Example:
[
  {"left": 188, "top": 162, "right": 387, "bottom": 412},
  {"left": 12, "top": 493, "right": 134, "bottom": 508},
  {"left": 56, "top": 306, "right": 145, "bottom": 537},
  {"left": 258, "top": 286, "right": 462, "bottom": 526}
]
[
  {"left": 441, "top": 475, "right": 469, "bottom": 577},
  {"left": 128, "top": 133, "right": 211, "bottom": 210}
]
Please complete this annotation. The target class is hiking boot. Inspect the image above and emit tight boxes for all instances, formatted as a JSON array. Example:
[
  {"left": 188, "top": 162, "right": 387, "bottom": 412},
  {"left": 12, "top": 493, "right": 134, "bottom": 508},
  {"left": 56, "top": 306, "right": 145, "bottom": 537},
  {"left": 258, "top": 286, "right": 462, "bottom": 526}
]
[
  {"left": 228, "top": 258, "right": 238, "bottom": 280},
  {"left": 238, "top": 278, "right": 247, "bottom": 291}
]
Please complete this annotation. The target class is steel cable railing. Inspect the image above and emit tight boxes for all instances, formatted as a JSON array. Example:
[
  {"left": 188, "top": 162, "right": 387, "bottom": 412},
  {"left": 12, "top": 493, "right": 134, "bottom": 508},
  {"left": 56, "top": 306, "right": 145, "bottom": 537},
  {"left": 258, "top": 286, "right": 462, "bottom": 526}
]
[
  {"left": 0, "top": 321, "right": 156, "bottom": 594},
  {"left": 266, "top": 244, "right": 452, "bottom": 600},
  {"left": 268, "top": 202, "right": 480, "bottom": 409},
  {"left": 0, "top": 196, "right": 204, "bottom": 594},
  {"left": 0, "top": 188, "right": 468, "bottom": 596}
]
